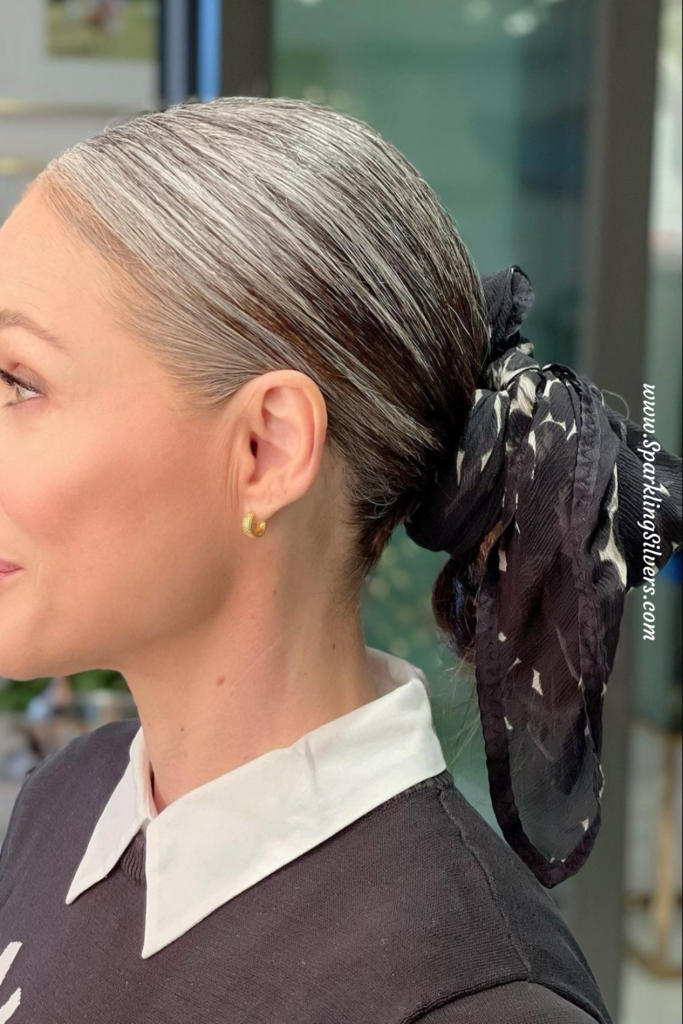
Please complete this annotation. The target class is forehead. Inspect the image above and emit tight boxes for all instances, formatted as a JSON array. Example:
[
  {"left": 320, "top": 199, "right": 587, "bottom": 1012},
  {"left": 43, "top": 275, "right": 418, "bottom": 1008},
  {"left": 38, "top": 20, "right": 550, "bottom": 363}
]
[
  {"left": 1, "top": 189, "right": 88, "bottom": 294},
  {"left": 0, "top": 188, "right": 117, "bottom": 342}
]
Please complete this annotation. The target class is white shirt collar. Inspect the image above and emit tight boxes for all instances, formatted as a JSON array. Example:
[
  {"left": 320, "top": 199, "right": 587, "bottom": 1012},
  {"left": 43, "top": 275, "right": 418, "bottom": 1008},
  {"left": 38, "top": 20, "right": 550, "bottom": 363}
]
[{"left": 64, "top": 645, "right": 447, "bottom": 959}]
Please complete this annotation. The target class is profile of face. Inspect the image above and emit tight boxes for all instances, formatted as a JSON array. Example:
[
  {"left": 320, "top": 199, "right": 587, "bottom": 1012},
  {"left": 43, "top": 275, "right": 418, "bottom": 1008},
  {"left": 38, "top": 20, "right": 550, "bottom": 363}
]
[{"left": 0, "top": 188, "right": 331, "bottom": 686}]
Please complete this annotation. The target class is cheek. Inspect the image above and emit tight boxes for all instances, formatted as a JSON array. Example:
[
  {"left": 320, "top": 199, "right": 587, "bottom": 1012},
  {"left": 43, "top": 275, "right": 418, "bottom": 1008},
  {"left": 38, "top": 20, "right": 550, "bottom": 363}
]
[
  {"left": 0, "top": 425, "right": 156, "bottom": 566},
  {"left": 0, "top": 415, "right": 228, "bottom": 674}
]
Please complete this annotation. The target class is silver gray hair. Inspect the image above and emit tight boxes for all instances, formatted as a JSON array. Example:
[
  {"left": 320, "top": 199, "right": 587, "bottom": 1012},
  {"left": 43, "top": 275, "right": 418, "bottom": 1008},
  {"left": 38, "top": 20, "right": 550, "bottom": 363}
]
[{"left": 33, "top": 96, "right": 488, "bottom": 612}]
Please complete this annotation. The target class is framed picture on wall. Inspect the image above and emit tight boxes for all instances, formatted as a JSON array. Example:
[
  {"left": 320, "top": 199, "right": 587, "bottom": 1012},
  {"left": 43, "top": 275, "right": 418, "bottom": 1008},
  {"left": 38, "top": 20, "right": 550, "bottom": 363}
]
[
  {"left": 0, "top": 0, "right": 159, "bottom": 108},
  {"left": 46, "top": 0, "right": 159, "bottom": 61}
]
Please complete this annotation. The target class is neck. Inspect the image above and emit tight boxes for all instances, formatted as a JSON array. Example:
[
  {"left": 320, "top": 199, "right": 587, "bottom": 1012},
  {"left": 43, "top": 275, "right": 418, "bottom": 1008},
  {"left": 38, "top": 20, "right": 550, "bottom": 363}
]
[{"left": 121, "top": 605, "right": 378, "bottom": 815}]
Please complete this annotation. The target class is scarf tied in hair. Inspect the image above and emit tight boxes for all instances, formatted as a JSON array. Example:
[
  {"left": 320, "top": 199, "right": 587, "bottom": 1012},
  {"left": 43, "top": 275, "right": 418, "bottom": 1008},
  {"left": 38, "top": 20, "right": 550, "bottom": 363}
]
[{"left": 406, "top": 264, "right": 682, "bottom": 887}]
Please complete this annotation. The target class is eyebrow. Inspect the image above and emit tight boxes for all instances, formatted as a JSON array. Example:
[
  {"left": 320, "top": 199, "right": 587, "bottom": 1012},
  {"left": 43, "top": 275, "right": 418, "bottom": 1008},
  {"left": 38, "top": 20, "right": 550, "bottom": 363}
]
[{"left": 0, "top": 308, "right": 68, "bottom": 353}]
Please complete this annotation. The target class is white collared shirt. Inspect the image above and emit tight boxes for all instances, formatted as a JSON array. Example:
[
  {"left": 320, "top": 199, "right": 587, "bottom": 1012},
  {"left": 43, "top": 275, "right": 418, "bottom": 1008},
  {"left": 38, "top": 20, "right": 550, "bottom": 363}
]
[{"left": 64, "top": 645, "right": 447, "bottom": 959}]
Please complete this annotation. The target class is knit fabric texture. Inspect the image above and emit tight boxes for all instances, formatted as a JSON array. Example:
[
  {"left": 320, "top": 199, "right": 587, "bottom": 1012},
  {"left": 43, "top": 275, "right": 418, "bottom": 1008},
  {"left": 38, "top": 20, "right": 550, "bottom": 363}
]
[{"left": 0, "top": 719, "right": 613, "bottom": 1024}]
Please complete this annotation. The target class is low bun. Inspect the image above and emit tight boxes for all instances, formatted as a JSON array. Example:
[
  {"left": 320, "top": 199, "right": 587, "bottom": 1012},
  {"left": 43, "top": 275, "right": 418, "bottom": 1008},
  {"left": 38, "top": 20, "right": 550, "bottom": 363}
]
[{"left": 432, "top": 523, "right": 500, "bottom": 669}]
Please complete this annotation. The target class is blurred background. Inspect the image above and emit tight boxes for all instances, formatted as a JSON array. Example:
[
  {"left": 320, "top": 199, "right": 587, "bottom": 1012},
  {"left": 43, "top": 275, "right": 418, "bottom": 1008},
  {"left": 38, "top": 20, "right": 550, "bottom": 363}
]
[{"left": 0, "top": 1, "right": 680, "bottom": 1021}]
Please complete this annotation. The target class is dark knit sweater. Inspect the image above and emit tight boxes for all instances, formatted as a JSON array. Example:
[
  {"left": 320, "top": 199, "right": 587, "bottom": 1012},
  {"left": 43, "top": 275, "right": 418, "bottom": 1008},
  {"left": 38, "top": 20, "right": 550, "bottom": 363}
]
[{"left": 0, "top": 719, "right": 612, "bottom": 1023}]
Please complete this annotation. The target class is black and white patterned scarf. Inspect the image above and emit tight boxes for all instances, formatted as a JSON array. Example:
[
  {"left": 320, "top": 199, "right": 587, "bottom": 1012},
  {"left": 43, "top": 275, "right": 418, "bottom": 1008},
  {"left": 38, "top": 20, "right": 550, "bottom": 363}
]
[{"left": 406, "top": 265, "right": 683, "bottom": 887}]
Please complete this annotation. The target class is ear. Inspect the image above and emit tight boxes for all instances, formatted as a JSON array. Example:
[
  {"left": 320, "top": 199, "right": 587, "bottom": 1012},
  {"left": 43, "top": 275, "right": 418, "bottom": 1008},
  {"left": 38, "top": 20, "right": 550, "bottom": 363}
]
[{"left": 238, "top": 369, "right": 328, "bottom": 518}]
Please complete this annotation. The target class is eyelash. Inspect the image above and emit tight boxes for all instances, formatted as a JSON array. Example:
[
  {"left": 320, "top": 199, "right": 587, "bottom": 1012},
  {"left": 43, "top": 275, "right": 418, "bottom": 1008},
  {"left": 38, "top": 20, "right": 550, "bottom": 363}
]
[{"left": 0, "top": 368, "right": 41, "bottom": 406}]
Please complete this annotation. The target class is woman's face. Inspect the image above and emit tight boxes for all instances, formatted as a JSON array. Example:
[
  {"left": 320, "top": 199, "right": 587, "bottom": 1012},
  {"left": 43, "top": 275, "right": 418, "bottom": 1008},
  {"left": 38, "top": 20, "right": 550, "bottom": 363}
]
[{"left": 0, "top": 188, "right": 249, "bottom": 682}]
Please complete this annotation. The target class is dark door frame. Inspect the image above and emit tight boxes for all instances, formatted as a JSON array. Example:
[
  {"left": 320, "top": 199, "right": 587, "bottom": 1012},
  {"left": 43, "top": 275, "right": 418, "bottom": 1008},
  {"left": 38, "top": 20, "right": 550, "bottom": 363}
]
[{"left": 220, "top": 0, "right": 272, "bottom": 99}]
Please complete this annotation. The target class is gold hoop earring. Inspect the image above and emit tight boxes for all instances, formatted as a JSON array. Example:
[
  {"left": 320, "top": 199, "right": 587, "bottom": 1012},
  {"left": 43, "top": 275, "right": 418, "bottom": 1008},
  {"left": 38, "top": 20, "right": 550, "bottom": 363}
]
[{"left": 242, "top": 511, "right": 267, "bottom": 539}]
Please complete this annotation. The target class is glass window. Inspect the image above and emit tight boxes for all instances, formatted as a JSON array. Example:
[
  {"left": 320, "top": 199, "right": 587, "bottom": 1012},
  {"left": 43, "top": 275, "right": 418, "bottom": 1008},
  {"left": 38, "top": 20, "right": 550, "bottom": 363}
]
[{"left": 274, "top": 0, "right": 598, "bottom": 824}]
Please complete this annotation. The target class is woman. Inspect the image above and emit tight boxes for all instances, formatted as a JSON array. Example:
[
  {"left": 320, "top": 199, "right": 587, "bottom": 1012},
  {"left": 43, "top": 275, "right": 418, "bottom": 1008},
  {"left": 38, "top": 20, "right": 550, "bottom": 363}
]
[{"left": 0, "top": 96, "right": 680, "bottom": 1023}]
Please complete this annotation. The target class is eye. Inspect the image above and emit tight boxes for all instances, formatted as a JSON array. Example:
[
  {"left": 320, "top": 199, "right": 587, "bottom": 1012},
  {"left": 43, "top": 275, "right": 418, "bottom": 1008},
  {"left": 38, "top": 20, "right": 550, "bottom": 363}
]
[{"left": 0, "top": 368, "right": 42, "bottom": 406}]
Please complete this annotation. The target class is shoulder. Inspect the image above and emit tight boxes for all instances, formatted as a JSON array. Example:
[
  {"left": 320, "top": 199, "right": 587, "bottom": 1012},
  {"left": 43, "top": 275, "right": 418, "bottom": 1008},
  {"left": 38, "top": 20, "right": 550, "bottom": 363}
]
[
  {"left": 21, "top": 716, "right": 139, "bottom": 797},
  {"left": 0, "top": 717, "right": 139, "bottom": 864},
  {"left": 436, "top": 780, "right": 609, "bottom": 1020},
  {"left": 413, "top": 981, "right": 611, "bottom": 1023},
  {"left": 27, "top": 716, "right": 139, "bottom": 774},
  {"left": 341, "top": 770, "right": 610, "bottom": 1023}
]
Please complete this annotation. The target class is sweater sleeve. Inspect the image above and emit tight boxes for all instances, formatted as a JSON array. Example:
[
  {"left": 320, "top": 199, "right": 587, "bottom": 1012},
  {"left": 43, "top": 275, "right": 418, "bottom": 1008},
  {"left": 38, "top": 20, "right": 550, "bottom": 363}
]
[{"left": 414, "top": 981, "right": 610, "bottom": 1024}]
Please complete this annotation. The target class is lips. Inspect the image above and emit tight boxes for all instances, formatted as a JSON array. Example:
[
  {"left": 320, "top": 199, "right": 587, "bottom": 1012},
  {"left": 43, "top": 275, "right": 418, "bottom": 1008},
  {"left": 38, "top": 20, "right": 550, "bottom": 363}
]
[{"left": 0, "top": 559, "right": 21, "bottom": 573}]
